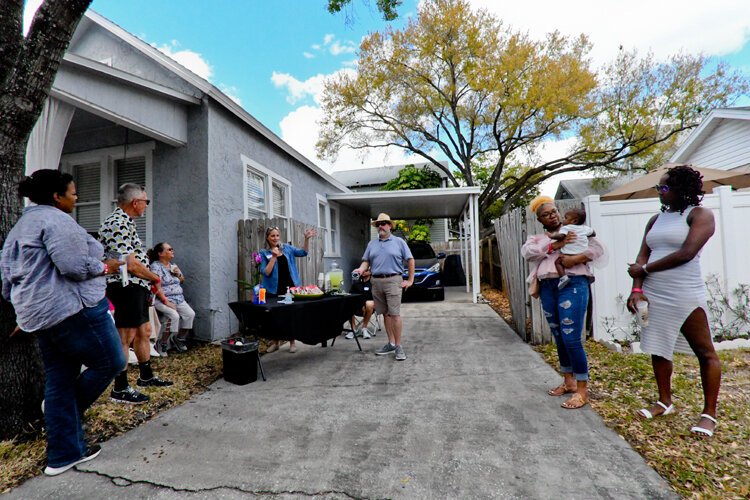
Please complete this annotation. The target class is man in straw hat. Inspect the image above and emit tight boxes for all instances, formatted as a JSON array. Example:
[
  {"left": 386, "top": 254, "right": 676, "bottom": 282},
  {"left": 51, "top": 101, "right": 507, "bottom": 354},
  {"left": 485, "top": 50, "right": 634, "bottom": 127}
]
[{"left": 353, "top": 213, "right": 414, "bottom": 361}]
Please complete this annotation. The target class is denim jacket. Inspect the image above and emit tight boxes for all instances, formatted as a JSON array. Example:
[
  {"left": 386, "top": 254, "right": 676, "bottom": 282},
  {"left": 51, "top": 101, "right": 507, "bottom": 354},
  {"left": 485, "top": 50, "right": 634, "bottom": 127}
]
[
  {"left": 259, "top": 244, "right": 307, "bottom": 294},
  {"left": 1, "top": 205, "right": 106, "bottom": 331}
]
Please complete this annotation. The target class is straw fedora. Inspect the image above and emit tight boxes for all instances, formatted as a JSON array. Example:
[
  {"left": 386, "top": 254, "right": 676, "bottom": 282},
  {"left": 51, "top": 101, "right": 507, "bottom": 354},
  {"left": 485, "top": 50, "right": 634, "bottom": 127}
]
[{"left": 371, "top": 213, "right": 393, "bottom": 227}]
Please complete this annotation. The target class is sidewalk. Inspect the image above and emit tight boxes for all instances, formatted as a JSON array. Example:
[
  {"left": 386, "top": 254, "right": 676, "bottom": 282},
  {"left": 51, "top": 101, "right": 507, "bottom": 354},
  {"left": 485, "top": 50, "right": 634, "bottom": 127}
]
[{"left": 6, "top": 296, "right": 677, "bottom": 499}]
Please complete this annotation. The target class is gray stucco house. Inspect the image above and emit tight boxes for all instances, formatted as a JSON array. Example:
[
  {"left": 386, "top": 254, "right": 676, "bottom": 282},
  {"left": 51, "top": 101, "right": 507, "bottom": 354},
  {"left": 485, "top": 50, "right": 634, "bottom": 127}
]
[{"left": 26, "top": 11, "right": 368, "bottom": 341}]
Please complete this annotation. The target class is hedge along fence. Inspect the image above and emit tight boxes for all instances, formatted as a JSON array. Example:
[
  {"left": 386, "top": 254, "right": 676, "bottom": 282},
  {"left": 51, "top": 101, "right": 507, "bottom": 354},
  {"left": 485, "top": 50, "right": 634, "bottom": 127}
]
[{"left": 237, "top": 218, "right": 324, "bottom": 301}]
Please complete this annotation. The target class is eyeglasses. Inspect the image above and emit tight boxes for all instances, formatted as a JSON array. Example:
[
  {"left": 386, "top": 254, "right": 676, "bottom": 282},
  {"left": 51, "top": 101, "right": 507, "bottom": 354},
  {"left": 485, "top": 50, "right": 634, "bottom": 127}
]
[
  {"left": 375, "top": 221, "right": 390, "bottom": 227},
  {"left": 654, "top": 184, "right": 670, "bottom": 194},
  {"left": 136, "top": 198, "right": 151, "bottom": 205}
]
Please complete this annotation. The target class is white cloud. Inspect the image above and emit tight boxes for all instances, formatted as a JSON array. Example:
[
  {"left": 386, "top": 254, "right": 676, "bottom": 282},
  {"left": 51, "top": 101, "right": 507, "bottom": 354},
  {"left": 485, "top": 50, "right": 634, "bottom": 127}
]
[
  {"left": 330, "top": 40, "right": 356, "bottom": 56},
  {"left": 22, "top": 0, "right": 43, "bottom": 35},
  {"left": 219, "top": 84, "right": 242, "bottom": 106},
  {"left": 279, "top": 105, "right": 415, "bottom": 172},
  {"left": 156, "top": 41, "right": 213, "bottom": 80},
  {"left": 467, "top": 0, "right": 750, "bottom": 66},
  {"left": 271, "top": 69, "right": 356, "bottom": 105},
  {"left": 307, "top": 34, "right": 357, "bottom": 58}
]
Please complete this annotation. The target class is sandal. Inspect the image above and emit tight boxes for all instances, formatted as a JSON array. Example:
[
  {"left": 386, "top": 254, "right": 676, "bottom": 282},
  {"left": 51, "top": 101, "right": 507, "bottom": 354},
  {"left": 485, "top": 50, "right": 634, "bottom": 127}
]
[
  {"left": 548, "top": 384, "right": 576, "bottom": 397},
  {"left": 637, "top": 401, "right": 675, "bottom": 420},
  {"left": 690, "top": 414, "right": 717, "bottom": 437},
  {"left": 561, "top": 393, "right": 588, "bottom": 409}
]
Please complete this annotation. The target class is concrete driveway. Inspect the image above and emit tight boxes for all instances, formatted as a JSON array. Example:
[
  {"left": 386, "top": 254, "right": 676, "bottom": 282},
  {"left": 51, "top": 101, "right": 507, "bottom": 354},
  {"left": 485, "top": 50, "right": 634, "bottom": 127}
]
[{"left": 7, "top": 289, "right": 676, "bottom": 499}]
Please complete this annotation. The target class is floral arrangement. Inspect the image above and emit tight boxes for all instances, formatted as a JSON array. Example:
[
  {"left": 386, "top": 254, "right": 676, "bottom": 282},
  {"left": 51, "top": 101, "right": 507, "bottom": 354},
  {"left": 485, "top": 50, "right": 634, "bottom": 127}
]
[{"left": 251, "top": 251, "right": 262, "bottom": 285}]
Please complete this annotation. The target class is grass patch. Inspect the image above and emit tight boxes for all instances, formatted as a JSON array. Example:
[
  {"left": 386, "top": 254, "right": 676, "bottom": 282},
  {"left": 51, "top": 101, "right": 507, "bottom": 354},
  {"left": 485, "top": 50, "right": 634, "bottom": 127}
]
[
  {"left": 0, "top": 342, "right": 223, "bottom": 493},
  {"left": 482, "top": 284, "right": 750, "bottom": 497},
  {"left": 534, "top": 341, "right": 750, "bottom": 498}
]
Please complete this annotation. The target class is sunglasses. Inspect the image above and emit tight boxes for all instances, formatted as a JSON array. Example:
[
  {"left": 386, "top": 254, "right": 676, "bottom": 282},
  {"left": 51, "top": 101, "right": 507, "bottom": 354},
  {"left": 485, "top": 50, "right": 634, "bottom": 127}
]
[
  {"left": 375, "top": 221, "right": 390, "bottom": 227},
  {"left": 654, "top": 184, "right": 670, "bottom": 194},
  {"left": 136, "top": 198, "right": 151, "bottom": 205}
]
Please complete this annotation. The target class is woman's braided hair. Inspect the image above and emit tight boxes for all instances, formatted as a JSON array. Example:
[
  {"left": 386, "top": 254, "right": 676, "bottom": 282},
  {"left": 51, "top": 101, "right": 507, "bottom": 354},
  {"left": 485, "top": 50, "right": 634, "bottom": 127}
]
[{"left": 662, "top": 164, "right": 704, "bottom": 214}]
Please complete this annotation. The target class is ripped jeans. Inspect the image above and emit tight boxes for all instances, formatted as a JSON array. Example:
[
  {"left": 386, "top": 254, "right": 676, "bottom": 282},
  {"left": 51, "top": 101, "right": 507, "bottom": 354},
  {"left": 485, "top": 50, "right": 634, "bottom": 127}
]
[{"left": 539, "top": 276, "right": 589, "bottom": 381}]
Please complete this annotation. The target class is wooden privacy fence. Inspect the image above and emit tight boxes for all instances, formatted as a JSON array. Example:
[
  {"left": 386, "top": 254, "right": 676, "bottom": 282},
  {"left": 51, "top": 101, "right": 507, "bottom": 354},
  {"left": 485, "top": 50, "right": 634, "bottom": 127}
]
[
  {"left": 494, "top": 199, "right": 582, "bottom": 344},
  {"left": 480, "top": 234, "right": 501, "bottom": 289},
  {"left": 237, "top": 218, "right": 324, "bottom": 300}
]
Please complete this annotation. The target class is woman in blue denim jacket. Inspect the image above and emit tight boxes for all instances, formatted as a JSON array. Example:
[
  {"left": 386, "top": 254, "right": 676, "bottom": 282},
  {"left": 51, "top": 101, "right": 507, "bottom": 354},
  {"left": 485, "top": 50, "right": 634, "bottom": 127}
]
[
  {"left": 0, "top": 170, "right": 125, "bottom": 476},
  {"left": 260, "top": 226, "right": 316, "bottom": 353}
]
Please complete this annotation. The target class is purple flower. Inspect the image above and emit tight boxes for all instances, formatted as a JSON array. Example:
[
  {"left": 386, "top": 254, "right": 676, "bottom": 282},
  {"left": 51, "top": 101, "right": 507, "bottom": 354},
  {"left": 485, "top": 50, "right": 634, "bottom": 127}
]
[{"left": 252, "top": 251, "right": 261, "bottom": 264}]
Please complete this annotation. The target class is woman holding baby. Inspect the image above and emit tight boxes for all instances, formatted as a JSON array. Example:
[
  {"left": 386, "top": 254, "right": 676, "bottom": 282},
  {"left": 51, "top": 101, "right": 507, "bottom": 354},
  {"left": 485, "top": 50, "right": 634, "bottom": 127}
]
[{"left": 521, "top": 196, "right": 605, "bottom": 409}]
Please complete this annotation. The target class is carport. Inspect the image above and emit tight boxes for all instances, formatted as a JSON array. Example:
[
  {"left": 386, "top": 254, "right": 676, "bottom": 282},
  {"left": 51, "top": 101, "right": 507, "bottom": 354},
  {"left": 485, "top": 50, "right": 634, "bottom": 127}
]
[{"left": 327, "top": 186, "right": 482, "bottom": 303}]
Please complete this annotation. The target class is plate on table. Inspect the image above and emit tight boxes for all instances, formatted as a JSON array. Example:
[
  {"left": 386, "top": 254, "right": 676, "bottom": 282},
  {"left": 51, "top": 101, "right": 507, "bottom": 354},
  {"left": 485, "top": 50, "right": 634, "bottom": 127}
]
[{"left": 291, "top": 293, "right": 324, "bottom": 300}]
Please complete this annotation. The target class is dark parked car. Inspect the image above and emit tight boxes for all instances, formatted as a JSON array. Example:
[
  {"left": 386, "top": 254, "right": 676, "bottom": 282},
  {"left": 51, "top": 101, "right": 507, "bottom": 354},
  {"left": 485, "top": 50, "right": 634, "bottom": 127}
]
[{"left": 402, "top": 241, "right": 446, "bottom": 301}]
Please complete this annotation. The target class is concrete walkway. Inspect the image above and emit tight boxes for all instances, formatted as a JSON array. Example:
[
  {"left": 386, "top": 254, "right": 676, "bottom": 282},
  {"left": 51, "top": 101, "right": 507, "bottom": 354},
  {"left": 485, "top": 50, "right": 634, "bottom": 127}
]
[{"left": 7, "top": 292, "right": 676, "bottom": 499}]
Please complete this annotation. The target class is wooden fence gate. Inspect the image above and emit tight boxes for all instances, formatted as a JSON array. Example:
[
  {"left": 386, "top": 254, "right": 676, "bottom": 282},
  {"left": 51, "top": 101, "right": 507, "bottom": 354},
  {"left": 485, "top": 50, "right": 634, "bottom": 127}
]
[
  {"left": 494, "top": 199, "right": 581, "bottom": 344},
  {"left": 237, "top": 218, "right": 324, "bottom": 300}
]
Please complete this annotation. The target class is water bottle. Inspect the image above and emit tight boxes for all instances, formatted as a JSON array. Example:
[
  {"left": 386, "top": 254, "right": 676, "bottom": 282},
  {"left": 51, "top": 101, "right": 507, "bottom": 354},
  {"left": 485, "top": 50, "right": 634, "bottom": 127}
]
[{"left": 284, "top": 287, "right": 293, "bottom": 303}]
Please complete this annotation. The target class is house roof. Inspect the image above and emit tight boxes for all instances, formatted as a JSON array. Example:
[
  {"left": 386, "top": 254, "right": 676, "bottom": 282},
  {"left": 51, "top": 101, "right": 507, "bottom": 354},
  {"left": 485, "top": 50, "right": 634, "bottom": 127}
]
[
  {"left": 331, "top": 161, "right": 450, "bottom": 188},
  {"left": 70, "top": 11, "right": 350, "bottom": 193},
  {"left": 327, "top": 186, "right": 480, "bottom": 220},
  {"left": 670, "top": 107, "right": 750, "bottom": 164},
  {"left": 555, "top": 177, "right": 630, "bottom": 200}
]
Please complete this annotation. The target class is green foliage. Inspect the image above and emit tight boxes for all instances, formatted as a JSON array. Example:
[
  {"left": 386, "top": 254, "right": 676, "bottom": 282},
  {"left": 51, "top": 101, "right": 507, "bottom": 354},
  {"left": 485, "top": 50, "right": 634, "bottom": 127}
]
[
  {"left": 380, "top": 164, "right": 442, "bottom": 191},
  {"left": 407, "top": 224, "right": 431, "bottom": 242},
  {"left": 327, "top": 0, "right": 402, "bottom": 21},
  {"left": 318, "top": 0, "right": 749, "bottom": 218}
]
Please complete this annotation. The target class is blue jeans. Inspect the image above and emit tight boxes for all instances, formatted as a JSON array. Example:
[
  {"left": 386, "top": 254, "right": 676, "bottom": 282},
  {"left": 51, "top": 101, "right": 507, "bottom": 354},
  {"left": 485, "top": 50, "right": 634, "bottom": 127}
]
[
  {"left": 36, "top": 298, "right": 126, "bottom": 468},
  {"left": 539, "top": 276, "right": 589, "bottom": 381}
]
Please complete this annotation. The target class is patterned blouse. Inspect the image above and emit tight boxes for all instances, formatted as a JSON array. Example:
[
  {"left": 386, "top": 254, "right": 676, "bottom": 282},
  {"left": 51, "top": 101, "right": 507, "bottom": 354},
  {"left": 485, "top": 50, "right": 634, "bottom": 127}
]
[
  {"left": 149, "top": 261, "right": 185, "bottom": 304},
  {"left": 99, "top": 207, "right": 149, "bottom": 289}
]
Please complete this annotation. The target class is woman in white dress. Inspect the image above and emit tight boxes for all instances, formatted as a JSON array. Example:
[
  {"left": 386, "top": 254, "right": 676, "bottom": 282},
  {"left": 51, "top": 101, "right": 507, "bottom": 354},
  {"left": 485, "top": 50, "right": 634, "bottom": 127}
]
[{"left": 627, "top": 165, "right": 721, "bottom": 437}]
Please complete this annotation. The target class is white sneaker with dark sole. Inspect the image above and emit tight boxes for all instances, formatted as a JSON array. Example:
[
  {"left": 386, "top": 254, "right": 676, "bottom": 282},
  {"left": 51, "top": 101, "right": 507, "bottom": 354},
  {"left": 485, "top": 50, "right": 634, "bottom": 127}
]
[{"left": 44, "top": 445, "right": 101, "bottom": 476}]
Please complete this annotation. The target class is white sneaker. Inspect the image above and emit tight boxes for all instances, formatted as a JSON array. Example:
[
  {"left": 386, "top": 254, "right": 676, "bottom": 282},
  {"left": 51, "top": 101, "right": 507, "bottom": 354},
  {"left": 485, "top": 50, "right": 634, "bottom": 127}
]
[
  {"left": 345, "top": 331, "right": 355, "bottom": 339},
  {"left": 362, "top": 330, "right": 372, "bottom": 339}
]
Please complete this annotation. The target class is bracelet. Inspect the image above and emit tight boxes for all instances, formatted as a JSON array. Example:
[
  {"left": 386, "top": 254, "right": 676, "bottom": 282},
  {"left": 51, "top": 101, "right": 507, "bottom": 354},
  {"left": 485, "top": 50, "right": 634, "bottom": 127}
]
[
  {"left": 102, "top": 263, "right": 109, "bottom": 275},
  {"left": 547, "top": 243, "right": 554, "bottom": 254},
  {"left": 642, "top": 264, "right": 649, "bottom": 274},
  {"left": 631, "top": 288, "right": 644, "bottom": 293},
  {"left": 153, "top": 277, "right": 161, "bottom": 284}
]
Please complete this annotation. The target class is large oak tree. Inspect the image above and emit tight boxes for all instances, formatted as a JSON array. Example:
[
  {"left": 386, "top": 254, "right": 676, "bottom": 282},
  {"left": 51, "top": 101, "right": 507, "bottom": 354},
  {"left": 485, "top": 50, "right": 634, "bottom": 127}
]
[
  {"left": 317, "top": 0, "right": 749, "bottom": 216},
  {"left": 0, "top": 0, "right": 92, "bottom": 440}
]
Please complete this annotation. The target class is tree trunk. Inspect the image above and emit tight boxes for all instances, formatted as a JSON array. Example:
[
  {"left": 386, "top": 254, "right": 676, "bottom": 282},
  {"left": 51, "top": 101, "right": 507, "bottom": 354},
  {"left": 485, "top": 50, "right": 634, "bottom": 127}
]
[
  {"left": 0, "top": 0, "right": 92, "bottom": 440},
  {"left": 0, "top": 136, "right": 45, "bottom": 440}
]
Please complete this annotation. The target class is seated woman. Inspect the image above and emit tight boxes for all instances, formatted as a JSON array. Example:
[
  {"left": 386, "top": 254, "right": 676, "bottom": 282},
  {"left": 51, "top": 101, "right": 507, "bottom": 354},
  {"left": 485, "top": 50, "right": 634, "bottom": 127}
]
[
  {"left": 347, "top": 269, "right": 376, "bottom": 339},
  {"left": 260, "top": 226, "right": 316, "bottom": 353},
  {"left": 148, "top": 242, "right": 195, "bottom": 355}
]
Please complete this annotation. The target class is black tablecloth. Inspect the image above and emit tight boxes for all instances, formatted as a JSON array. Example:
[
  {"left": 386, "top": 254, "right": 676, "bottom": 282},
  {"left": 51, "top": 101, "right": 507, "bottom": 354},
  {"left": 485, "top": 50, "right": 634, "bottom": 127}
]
[{"left": 228, "top": 294, "right": 365, "bottom": 345}]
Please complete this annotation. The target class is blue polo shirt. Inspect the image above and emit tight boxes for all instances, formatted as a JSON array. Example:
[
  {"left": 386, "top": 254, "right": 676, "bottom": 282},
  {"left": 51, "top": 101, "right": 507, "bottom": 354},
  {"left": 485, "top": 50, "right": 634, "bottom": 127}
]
[{"left": 362, "top": 235, "right": 413, "bottom": 275}]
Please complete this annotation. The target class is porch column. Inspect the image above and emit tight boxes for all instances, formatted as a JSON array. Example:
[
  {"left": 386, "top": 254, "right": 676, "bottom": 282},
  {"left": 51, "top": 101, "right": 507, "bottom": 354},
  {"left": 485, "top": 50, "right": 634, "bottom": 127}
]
[{"left": 471, "top": 193, "right": 480, "bottom": 303}]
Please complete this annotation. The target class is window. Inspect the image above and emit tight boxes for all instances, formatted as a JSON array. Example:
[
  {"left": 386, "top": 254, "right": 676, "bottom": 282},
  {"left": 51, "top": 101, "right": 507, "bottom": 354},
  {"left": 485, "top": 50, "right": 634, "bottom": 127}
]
[
  {"left": 317, "top": 195, "right": 340, "bottom": 256},
  {"left": 115, "top": 157, "right": 147, "bottom": 243},
  {"left": 242, "top": 155, "right": 291, "bottom": 224},
  {"left": 73, "top": 162, "right": 100, "bottom": 233},
  {"left": 61, "top": 142, "right": 154, "bottom": 245},
  {"left": 245, "top": 169, "right": 266, "bottom": 219}
]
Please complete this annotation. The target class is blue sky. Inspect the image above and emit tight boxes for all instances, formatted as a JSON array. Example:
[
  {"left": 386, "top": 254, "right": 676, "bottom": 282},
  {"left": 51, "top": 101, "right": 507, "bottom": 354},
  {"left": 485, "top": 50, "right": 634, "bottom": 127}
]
[
  {"left": 24, "top": 0, "right": 750, "bottom": 192},
  {"left": 88, "top": 0, "right": 419, "bottom": 139}
]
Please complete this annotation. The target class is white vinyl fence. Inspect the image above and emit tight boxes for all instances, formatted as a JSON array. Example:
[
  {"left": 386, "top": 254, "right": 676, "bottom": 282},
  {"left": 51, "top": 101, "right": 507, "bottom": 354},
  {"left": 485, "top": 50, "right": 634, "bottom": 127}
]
[{"left": 584, "top": 186, "right": 750, "bottom": 342}]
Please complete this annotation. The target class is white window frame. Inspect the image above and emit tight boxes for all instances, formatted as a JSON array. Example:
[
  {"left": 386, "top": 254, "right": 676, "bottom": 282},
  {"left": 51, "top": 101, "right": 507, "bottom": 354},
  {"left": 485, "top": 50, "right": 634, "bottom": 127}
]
[
  {"left": 60, "top": 142, "right": 155, "bottom": 245},
  {"left": 316, "top": 194, "right": 340, "bottom": 257},
  {"left": 241, "top": 154, "right": 292, "bottom": 223}
]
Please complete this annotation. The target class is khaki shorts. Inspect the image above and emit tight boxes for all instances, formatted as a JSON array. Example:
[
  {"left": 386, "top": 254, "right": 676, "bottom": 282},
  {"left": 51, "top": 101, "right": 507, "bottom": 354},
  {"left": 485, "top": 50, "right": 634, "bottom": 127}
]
[{"left": 371, "top": 274, "right": 403, "bottom": 316}]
